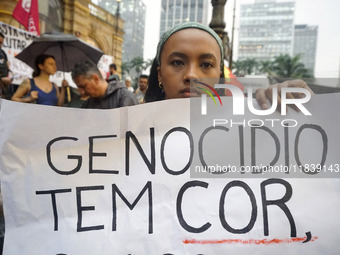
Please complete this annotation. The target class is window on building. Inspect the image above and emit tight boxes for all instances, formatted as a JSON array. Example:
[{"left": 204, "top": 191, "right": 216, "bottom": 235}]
[{"left": 39, "top": 0, "right": 64, "bottom": 33}]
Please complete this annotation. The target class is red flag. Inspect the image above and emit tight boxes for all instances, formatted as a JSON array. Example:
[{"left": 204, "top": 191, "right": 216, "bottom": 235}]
[{"left": 12, "top": 0, "right": 40, "bottom": 35}]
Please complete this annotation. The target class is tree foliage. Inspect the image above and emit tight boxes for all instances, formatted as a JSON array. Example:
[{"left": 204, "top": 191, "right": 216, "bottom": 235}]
[
  {"left": 121, "top": 57, "right": 154, "bottom": 79},
  {"left": 232, "top": 58, "right": 258, "bottom": 76},
  {"left": 232, "top": 54, "right": 313, "bottom": 78},
  {"left": 270, "top": 54, "right": 313, "bottom": 78}
]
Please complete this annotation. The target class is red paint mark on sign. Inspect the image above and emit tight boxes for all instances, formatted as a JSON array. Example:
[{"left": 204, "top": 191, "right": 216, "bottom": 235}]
[{"left": 183, "top": 236, "right": 318, "bottom": 245}]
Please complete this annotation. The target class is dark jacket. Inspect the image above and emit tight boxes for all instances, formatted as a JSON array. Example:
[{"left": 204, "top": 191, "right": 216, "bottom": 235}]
[{"left": 82, "top": 81, "right": 138, "bottom": 109}]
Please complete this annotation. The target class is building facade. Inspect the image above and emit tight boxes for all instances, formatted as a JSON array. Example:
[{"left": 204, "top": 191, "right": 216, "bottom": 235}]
[
  {"left": 160, "top": 0, "right": 209, "bottom": 37},
  {"left": 238, "top": 0, "right": 295, "bottom": 62},
  {"left": 293, "top": 24, "right": 318, "bottom": 75},
  {"left": 0, "top": 0, "right": 124, "bottom": 72},
  {"left": 94, "top": 0, "right": 146, "bottom": 73}
]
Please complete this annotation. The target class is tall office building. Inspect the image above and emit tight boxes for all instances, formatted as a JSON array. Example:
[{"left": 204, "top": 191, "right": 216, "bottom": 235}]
[
  {"left": 160, "top": 0, "right": 209, "bottom": 37},
  {"left": 94, "top": 0, "right": 146, "bottom": 67},
  {"left": 238, "top": 0, "right": 295, "bottom": 62},
  {"left": 293, "top": 24, "right": 318, "bottom": 75}
]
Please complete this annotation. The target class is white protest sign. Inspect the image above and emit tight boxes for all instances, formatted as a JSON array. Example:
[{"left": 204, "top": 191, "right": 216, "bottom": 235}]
[
  {"left": 97, "top": 54, "right": 113, "bottom": 76},
  {"left": 0, "top": 94, "right": 340, "bottom": 254},
  {"left": 0, "top": 21, "right": 36, "bottom": 84}
]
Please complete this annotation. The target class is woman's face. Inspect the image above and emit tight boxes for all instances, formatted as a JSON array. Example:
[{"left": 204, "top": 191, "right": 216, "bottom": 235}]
[
  {"left": 39, "top": 57, "right": 57, "bottom": 75},
  {"left": 157, "top": 28, "right": 222, "bottom": 99}
]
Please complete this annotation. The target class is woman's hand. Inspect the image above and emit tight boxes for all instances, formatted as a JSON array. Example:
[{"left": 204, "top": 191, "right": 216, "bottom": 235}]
[
  {"left": 61, "top": 79, "right": 69, "bottom": 88},
  {"left": 30, "top": 91, "right": 38, "bottom": 101},
  {"left": 255, "top": 79, "right": 314, "bottom": 113}
]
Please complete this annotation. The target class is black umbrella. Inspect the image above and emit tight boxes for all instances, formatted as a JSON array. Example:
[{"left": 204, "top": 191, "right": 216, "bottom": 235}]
[
  {"left": 15, "top": 32, "right": 104, "bottom": 102},
  {"left": 16, "top": 32, "right": 104, "bottom": 72}
]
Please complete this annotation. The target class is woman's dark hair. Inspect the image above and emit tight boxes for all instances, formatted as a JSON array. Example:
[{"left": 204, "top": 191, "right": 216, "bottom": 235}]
[
  {"left": 32, "top": 54, "right": 55, "bottom": 77},
  {"left": 144, "top": 58, "right": 225, "bottom": 103},
  {"left": 144, "top": 58, "right": 164, "bottom": 103}
]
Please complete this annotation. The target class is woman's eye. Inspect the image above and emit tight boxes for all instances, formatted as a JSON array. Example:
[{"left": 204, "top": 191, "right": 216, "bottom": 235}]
[
  {"left": 201, "top": 62, "right": 214, "bottom": 68},
  {"left": 171, "top": 60, "right": 184, "bottom": 66}
]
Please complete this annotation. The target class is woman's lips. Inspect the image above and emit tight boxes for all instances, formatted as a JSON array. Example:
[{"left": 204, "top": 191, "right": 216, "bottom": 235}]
[{"left": 180, "top": 87, "right": 200, "bottom": 97}]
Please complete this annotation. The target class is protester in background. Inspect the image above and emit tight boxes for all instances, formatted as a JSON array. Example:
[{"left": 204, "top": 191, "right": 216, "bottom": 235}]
[
  {"left": 134, "top": 74, "right": 148, "bottom": 103},
  {"left": 145, "top": 22, "right": 314, "bottom": 107},
  {"left": 0, "top": 32, "right": 14, "bottom": 98},
  {"left": 125, "top": 76, "right": 134, "bottom": 93},
  {"left": 107, "top": 63, "right": 120, "bottom": 82},
  {"left": 72, "top": 60, "right": 138, "bottom": 109},
  {"left": 11, "top": 54, "right": 68, "bottom": 106}
]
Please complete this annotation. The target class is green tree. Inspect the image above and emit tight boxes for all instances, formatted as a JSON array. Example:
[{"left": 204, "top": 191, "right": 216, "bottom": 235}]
[
  {"left": 122, "top": 57, "right": 154, "bottom": 79},
  {"left": 232, "top": 60, "right": 246, "bottom": 76},
  {"left": 130, "top": 56, "right": 145, "bottom": 77},
  {"left": 244, "top": 58, "right": 258, "bottom": 75},
  {"left": 121, "top": 62, "right": 131, "bottom": 77},
  {"left": 143, "top": 58, "right": 154, "bottom": 71},
  {"left": 271, "top": 54, "right": 313, "bottom": 78},
  {"left": 232, "top": 58, "right": 258, "bottom": 76},
  {"left": 259, "top": 60, "right": 274, "bottom": 76}
]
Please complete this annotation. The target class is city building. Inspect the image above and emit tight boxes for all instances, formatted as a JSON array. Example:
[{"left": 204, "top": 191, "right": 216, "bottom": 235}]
[
  {"left": 238, "top": 0, "right": 295, "bottom": 62},
  {"left": 293, "top": 24, "right": 318, "bottom": 75},
  {"left": 94, "top": 0, "right": 146, "bottom": 76},
  {"left": 160, "top": 0, "right": 209, "bottom": 37}
]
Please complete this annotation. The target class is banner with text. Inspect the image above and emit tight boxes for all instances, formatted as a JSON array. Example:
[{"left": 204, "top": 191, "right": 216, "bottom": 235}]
[
  {"left": 0, "top": 20, "right": 36, "bottom": 84},
  {"left": 0, "top": 94, "right": 340, "bottom": 254}
]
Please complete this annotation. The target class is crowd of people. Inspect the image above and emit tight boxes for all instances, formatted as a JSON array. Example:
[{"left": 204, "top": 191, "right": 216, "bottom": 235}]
[
  {"left": 0, "top": 23, "right": 313, "bottom": 111},
  {"left": 0, "top": 33, "right": 151, "bottom": 109}
]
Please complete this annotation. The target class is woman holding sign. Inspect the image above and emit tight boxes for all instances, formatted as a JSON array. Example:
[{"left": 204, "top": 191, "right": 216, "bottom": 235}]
[
  {"left": 144, "top": 22, "right": 313, "bottom": 108},
  {"left": 11, "top": 54, "right": 68, "bottom": 106}
]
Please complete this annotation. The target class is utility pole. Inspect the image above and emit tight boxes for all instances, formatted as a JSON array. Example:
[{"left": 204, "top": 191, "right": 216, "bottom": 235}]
[{"left": 209, "top": 0, "right": 230, "bottom": 62}]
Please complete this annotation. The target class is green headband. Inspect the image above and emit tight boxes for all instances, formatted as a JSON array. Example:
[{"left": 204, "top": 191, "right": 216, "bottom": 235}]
[{"left": 156, "top": 22, "right": 224, "bottom": 69}]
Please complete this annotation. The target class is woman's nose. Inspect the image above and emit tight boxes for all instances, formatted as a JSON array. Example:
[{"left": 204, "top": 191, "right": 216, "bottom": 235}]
[{"left": 183, "top": 64, "right": 199, "bottom": 84}]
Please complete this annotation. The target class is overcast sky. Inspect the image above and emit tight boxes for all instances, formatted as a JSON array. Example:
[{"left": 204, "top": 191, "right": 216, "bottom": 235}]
[{"left": 142, "top": 0, "right": 340, "bottom": 79}]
